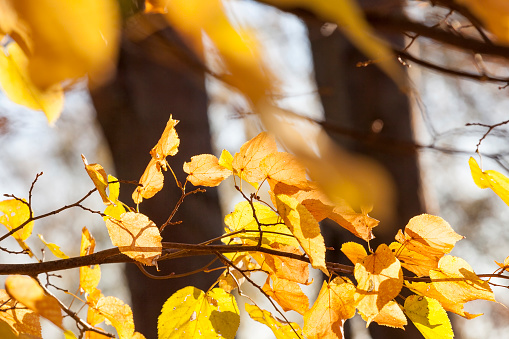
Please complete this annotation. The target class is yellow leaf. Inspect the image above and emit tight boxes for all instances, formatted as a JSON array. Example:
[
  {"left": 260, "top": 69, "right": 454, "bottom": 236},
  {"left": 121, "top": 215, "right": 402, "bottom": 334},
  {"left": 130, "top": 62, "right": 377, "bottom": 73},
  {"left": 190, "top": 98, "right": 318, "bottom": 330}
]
[
  {"left": 303, "top": 277, "right": 356, "bottom": 339},
  {"left": 495, "top": 255, "right": 509, "bottom": 273},
  {"left": 361, "top": 300, "right": 407, "bottom": 329},
  {"left": 260, "top": 152, "right": 309, "bottom": 190},
  {"left": 262, "top": 276, "right": 309, "bottom": 315},
  {"left": 354, "top": 244, "right": 403, "bottom": 323},
  {"left": 389, "top": 242, "right": 438, "bottom": 277},
  {"left": 94, "top": 296, "right": 134, "bottom": 339},
  {"left": 232, "top": 132, "right": 278, "bottom": 185},
  {"left": 104, "top": 212, "right": 162, "bottom": 266},
  {"left": 12, "top": 0, "right": 120, "bottom": 88},
  {"left": 251, "top": 244, "right": 309, "bottom": 284},
  {"left": 37, "top": 234, "right": 69, "bottom": 259},
  {"left": 82, "top": 155, "right": 110, "bottom": 206},
  {"left": 469, "top": 157, "right": 509, "bottom": 206},
  {"left": 0, "top": 198, "right": 33, "bottom": 256},
  {"left": 275, "top": 194, "right": 327, "bottom": 274},
  {"left": 183, "top": 154, "right": 231, "bottom": 187},
  {"left": 273, "top": 183, "right": 333, "bottom": 222},
  {"left": 132, "top": 158, "right": 164, "bottom": 204},
  {"left": 328, "top": 200, "right": 379, "bottom": 242},
  {"left": 218, "top": 149, "right": 234, "bottom": 171},
  {"left": 456, "top": 0, "right": 509, "bottom": 44},
  {"left": 395, "top": 214, "right": 464, "bottom": 259},
  {"left": 64, "top": 330, "right": 78, "bottom": 339},
  {"left": 158, "top": 286, "right": 239, "bottom": 339},
  {"left": 430, "top": 255, "right": 496, "bottom": 305},
  {"left": 150, "top": 115, "right": 180, "bottom": 161},
  {"left": 340, "top": 242, "right": 367, "bottom": 265},
  {"left": 0, "top": 289, "right": 41, "bottom": 337},
  {"left": 5, "top": 275, "right": 63, "bottom": 329},
  {"left": 245, "top": 303, "right": 302, "bottom": 339},
  {"left": 0, "top": 41, "right": 64, "bottom": 124},
  {"left": 404, "top": 295, "right": 453, "bottom": 339},
  {"left": 103, "top": 175, "right": 126, "bottom": 220}
]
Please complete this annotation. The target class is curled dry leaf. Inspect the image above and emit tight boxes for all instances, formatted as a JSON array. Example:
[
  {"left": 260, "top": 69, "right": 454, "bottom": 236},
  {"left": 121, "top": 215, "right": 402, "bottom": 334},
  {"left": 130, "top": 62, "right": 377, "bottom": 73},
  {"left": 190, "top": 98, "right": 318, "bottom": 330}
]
[
  {"left": 183, "top": 154, "right": 231, "bottom": 187},
  {"left": 82, "top": 154, "right": 111, "bottom": 206},
  {"left": 104, "top": 212, "right": 162, "bottom": 266}
]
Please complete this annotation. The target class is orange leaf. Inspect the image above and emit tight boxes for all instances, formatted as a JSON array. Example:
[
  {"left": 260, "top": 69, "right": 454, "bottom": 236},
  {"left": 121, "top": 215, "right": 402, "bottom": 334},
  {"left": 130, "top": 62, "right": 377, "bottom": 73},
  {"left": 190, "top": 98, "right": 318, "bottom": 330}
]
[
  {"left": 263, "top": 276, "right": 309, "bottom": 315},
  {"left": 495, "top": 255, "right": 509, "bottom": 272},
  {"left": 0, "top": 289, "right": 41, "bottom": 337},
  {"left": 360, "top": 300, "right": 407, "bottom": 329},
  {"left": 82, "top": 155, "right": 110, "bottom": 206},
  {"left": 232, "top": 132, "right": 278, "bottom": 184},
  {"left": 430, "top": 256, "right": 496, "bottom": 305},
  {"left": 354, "top": 244, "right": 403, "bottom": 323},
  {"left": 328, "top": 200, "right": 379, "bottom": 242},
  {"left": 390, "top": 242, "right": 439, "bottom": 277},
  {"left": 303, "top": 277, "right": 356, "bottom": 339},
  {"left": 104, "top": 212, "right": 162, "bottom": 266},
  {"left": 5, "top": 275, "right": 63, "bottom": 329},
  {"left": 395, "top": 214, "right": 464, "bottom": 259},
  {"left": 94, "top": 296, "right": 134, "bottom": 339},
  {"left": 183, "top": 154, "right": 231, "bottom": 187},
  {"left": 132, "top": 158, "right": 164, "bottom": 204},
  {"left": 251, "top": 244, "right": 309, "bottom": 284},
  {"left": 260, "top": 152, "right": 309, "bottom": 190},
  {"left": 340, "top": 242, "right": 367, "bottom": 265},
  {"left": 150, "top": 115, "right": 180, "bottom": 162}
]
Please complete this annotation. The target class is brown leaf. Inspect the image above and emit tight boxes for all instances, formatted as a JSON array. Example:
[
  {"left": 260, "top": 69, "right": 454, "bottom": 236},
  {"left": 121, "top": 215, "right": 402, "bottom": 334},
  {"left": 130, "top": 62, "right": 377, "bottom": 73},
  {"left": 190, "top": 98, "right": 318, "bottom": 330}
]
[{"left": 183, "top": 154, "right": 231, "bottom": 187}]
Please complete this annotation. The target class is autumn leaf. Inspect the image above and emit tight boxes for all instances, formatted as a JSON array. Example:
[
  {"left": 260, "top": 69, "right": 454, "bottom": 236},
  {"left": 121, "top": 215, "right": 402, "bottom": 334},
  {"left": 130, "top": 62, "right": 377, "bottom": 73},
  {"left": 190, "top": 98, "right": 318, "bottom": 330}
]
[
  {"left": 303, "top": 277, "right": 356, "bottom": 339},
  {"left": 469, "top": 157, "right": 509, "bottom": 206},
  {"left": 218, "top": 149, "right": 234, "bottom": 171},
  {"left": 251, "top": 244, "right": 309, "bottom": 284},
  {"left": 5, "top": 275, "right": 63, "bottom": 329},
  {"left": 150, "top": 115, "right": 180, "bottom": 162},
  {"left": 218, "top": 253, "right": 251, "bottom": 292},
  {"left": 38, "top": 234, "right": 69, "bottom": 259},
  {"left": 158, "top": 286, "right": 240, "bottom": 339},
  {"left": 354, "top": 244, "right": 403, "bottom": 323},
  {"left": 0, "top": 289, "right": 41, "bottom": 337},
  {"left": 341, "top": 242, "right": 368, "bottom": 265},
  {"left": 495, "top": 255, "right": 509, "bottom": 272},
  {"left": 132, "top": 158, "right": 164, "bottom": 204},
  {"left": 262, "top": 276, "right": 309, "bottom": 315},
  {"left": 456, "top": 0, "right": 509, "bottom": 44},
  {"left": 362, "top": 300, "right": 407, "bottom": 329},
  {"left": 0, "top": 198, "right": 33, "bottom": 256},
  {"left": 260, "top": 152, "right": 309, "bottom": 190},
  {"left": 245, "top": 303, "right": 302, "bottom": 339},
  {"left": 104, "top": 212, "right": 162, "bottom": 266},
  {"left": 183, "top": 154, "right": 231, "bottom": 187},
  {"left": 82, "top": 155, "right": 111, "bottom": 206},
  {"left": 104, "top": 175, "right": 126, "bottom": 220},
  {"left": 94, "top": 296, "right": 134, "bottom": 339},
  {"left": 389, "top": 242, "right": 438, "bottom": 277},
  {"left": 0, "top": 41, "right": 63, "bottom": 124},
  {"left": 404, "top": 295, "right": 453, "bottom": 339},
  {"left": 430, "top": 255, "right": 496, "bottom": 305},
  {"left": 275, "top": 194, "right": 327, "bottom": 274},
  {"left": 395, "top": 214, "right": 464, "bottom": 259},
  {"left": 328, "top": 201, "right": 379, "bottom": 242}
]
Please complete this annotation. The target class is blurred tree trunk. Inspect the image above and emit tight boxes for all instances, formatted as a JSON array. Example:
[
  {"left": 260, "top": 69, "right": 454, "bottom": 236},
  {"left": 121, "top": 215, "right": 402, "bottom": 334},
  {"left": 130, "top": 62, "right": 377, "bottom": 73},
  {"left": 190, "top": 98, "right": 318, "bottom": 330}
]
[
  {"left": 90, "top": 18, "right": 222, "bottom": 339},
  {"left": 305, "top": 7, "right": 425, "bottom": 339}
]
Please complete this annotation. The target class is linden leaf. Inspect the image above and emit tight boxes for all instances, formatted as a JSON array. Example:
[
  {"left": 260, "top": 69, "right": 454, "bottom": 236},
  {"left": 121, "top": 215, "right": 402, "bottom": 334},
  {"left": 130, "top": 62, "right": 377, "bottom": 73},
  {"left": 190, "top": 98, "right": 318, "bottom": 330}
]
[
  {"left": 37, "top": 234, "right": 69, "bottom": 259},
  {"left": 0, "top": 41, "right": 64, "bottom": 124},
  {"left": 5, "top": 275, "right": 63, "bottom": 329},
  {"left": 158, "top": 286, "right": 240, "bottom": 339},
  {"left": 251, "top": 244, "right": 309, "bottom": 284},
  {"left": 303, "top": 277, "right": 356, "bottom": 339},
  {"left": 404, "top": 295, "right": 453, "bottom": 339},
  {"left": 406, "top": 281, "right": 481, "bottom": 319},
  {"left": 262, "top": 276, "right": 309, "bottom": 315},
  {"left": 0, "top": 289, "right": 41, "bottom": 337},
  {"left": 12, "top": 0, "right": 120, "bottom": 88},
  {"left": 218, "top": 149, "right": 234, "bottom": 171},
  {"left": 183, "top": 154, "right": 232, "bottom": 187},
  {"left": 104, "top": 212, "right": 162, "bottom": 266},
  {"left": 395, "top": 214, "right": 464, "bottom": 259},
  {"left": 328, "top": 200, "right": 379, "bottom": 242},
  {"left": 430, "top": 255, "right": 496, "bottom": 305},
  {"left": 389, "top": 242, "right": 438, "bottom": 277},
  {"left": 150, "top": 115, "right": 180, "bottom": 161},
  {"left": 245, "top": 303, "right": 302, "bottom": 339},
  {"left": 260, "top": 152, "right": 308, "bottom": 190},
  {"left": 275, "top": 194, "right": 327, "bottom": 275},
  {"left": 94, "top": 296, "right": 134, "bottom": 339},
  {"left": 361, "top": 300, "right": 407, "bottom": 329},
  {"left": 0, "top": 198, "right": 33, "bottom": 256},
  {"left": 354, "top": 244, "right": 403, "bottom": 323},
  {"left": 232, "top": 132, "right": 278, "bottom": 185},
  {"left": 218, "top": 253, "right": 250, "bottom": 293},
  {"left": 104, "top": 175, "right": 126, "bottom": 220},
  {"left": 469, "top": 157, "right": 509, "bottom": 206},
  {"left": 132, "top": 158, "right": 164, "bottom": 204},
  {"left": 82, "top": 155, "right": 110, "bottom": 206},
  {"left": 340, "top": 242, "right": 368, "bottom": 265}
]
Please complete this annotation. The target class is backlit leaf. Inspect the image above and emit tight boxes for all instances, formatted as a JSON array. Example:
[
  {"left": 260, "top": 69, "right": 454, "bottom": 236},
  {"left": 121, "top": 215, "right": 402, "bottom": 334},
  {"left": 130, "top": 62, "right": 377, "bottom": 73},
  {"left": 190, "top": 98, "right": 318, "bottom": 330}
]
[
  {"left": 495, "top": 255, "right": 509, "bottom": 273},
  {"left": 0, "top": 289, "right": 41, "bottom": 337},
  {"left": 275, "top": 194, "right": 327, "bottom": 274},
  {"left": 218, "top": 149, "right": 234, "bottom": 171},
  {"left": 329, "top": 200, "right": 379, "bottom": 242},
  {"left": 104, "top": 175, "right": 126, "bottom": 220},
  {"left": 262, "top": 276, "right": 309, "bottom": 315},
  {"left": 245, "top": 303, "right": 302, "bottom": 339},
  {"left": 341, "top": 242, "right": 367, "bottom": 265},
  {"left": 183, "top": 154, "right": 231, "bottom": 187},
  {"left": 0, "top": 41, "right": 63, "bottom": 124},
  {"left": 150, "top": 116, "right": 180, "bottom": 161},
  {"left": 94, "top": 296, "right": 134, "bottom": 339},
  {"left": 5, "top": 275, "right": 63, "bottom": 329},
  {"left": 469, "top": 157, "right": 509, "bottom": 206},
  {"left": 158, "top": 286, "right": 240, "bottom": 339},
  {"left": 260, "top": 152, "right": 308, "bottom": 190},
  {"left": 132, "top": 158, "right": 164, "bottom": 204},
  {"left": 82, "top": 155, "right": 110, "bottom": 206},
  {"left": 104, "top": 212, "right": 162, "bottom": 266},
  {"left": 37, "top": 234, "right": 69, "bottom": 259},
  {"left": 354, "top": 244, "right": 403, "bottom": 323},
  {"left": 404, "top": 295, "right": 453, "bottom": 339},
  {"left": 361, "top": 300, "right": 407, "bottom": 329},
  {"left": 251, "top": 244, "right": 309, "bottom": 284},
  {"left": 303, "top": 277, "right": 356, "bottom": 339},
  {"left": 0, "top": 198, "right": 33, "bottom": 256},
  {"left": 389, "top": 242, "right": 438, "bottom": 277}
]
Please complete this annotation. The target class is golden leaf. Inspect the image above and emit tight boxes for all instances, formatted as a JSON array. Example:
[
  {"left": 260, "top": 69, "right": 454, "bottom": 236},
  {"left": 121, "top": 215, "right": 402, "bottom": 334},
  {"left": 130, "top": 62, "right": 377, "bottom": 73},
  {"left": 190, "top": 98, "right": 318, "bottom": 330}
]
[
  {"left": 150, "top": 116, "right": 180, "bottom": 161},
  {"left": 361, "top": 300, "right": 407, "bottom": 329},
  {"left": 132, "top": 158, "right": 164, "bottom": 204},
  {"left": 251, "top": 244, "right": 309, "bottom": 284},
  {"left": 404, "top": 295, "right": 453, "bottom": 339},
  {"left": 389, "top": 242, "right": 438, "bottom": 277},
  {"left": 245, "top": 303, "right": 302, "bottom": 339},
  {"left": 263, "top": 276, "right": 309, "bottom": 315},
  {"left": 81, "top": 155, "right": 110, "bottom": 206},
  {"left": 260, "top": 152, "right": 309, "bottom": 190},
  {"left": 0, "top": 198, "right": 33, "bottom": 256},
  {"left": 183, "top": 154, "right": 231, "bottom": 187},
  {"left": 37, "top": 234, "right": 69, "bottom": 259},
  {"left": 104, "top": 212, "right": 162, "bottom": 266},
  {"left": 340, "top": 242, "right": 368, "bottom": 265},
  {"left": 94, "top": 296, "right": 134, "bottom": 339},
  {"left": 456, "top": 0, "right": 509, "bottom": 44},
  {"left": 469, "top": 157, "right": 509, "bottom": 206},
  {"left": 0, "top": 289, "right": 41, "bottom": 338}
]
